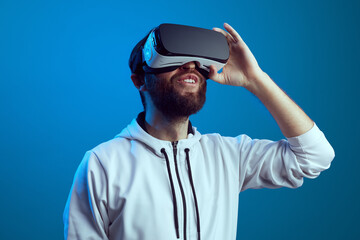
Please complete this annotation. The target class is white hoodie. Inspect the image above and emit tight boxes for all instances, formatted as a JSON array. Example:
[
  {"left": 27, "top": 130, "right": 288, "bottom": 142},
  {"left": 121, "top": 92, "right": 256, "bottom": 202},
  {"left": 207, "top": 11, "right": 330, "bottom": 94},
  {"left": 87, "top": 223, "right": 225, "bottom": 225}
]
[{"left": 63, "top": 114, "right": 335, "bottom": 240}]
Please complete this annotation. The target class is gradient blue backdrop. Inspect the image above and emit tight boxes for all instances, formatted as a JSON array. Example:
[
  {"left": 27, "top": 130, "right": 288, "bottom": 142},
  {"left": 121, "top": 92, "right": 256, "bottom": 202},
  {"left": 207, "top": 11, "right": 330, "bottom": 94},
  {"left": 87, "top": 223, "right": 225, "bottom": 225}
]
[{"left": 1, "top": 0, "right": 359, "bottom": 239}]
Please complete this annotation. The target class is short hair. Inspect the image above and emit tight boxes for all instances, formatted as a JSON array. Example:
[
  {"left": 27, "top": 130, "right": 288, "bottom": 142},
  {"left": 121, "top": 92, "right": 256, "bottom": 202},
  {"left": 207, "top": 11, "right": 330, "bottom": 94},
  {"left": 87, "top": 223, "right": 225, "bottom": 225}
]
[{"left": 128, "top": 29, "right": 153, "bottom": 110}]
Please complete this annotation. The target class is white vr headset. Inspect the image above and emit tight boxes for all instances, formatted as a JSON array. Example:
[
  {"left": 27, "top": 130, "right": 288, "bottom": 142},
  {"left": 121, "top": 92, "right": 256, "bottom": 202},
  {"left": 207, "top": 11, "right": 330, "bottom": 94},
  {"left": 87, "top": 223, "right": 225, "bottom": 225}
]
[{"left": 142, "top": 23, "right": 230, "bottom": 78}]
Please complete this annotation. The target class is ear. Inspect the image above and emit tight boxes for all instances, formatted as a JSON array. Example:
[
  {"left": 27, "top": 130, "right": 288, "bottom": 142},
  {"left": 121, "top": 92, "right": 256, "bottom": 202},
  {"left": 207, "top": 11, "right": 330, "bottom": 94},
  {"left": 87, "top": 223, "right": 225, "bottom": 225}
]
[{"left": 131, "top": 73, "right": 147, "bottom": 91}]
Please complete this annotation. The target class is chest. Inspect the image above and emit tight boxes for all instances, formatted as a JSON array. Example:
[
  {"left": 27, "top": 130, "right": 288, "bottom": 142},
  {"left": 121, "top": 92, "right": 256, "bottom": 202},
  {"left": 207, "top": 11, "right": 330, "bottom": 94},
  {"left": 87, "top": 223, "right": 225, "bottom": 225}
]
[{"left": 104, "top": 146, "right": 239, "bottom": 239}]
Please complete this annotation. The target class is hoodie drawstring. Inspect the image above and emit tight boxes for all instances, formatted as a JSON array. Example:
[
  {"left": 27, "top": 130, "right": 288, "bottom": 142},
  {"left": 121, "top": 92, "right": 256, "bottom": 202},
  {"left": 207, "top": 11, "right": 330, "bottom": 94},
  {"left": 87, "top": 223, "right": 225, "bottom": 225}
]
[
  {"left": 185, "top": 148, "right": 201, "bottom": 240},
  {"left": 161, "top": 148, "right": 201, "bottom": 240},
  {"left": 161, "top": 148, "right": 180, "bottom": 238}
]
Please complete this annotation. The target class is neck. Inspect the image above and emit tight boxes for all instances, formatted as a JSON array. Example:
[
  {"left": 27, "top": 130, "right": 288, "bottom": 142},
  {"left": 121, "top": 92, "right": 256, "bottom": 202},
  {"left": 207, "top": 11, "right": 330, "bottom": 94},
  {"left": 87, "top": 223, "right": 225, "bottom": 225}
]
[{"left": 144, "top": 109, "right": 189, "bottom": 142}]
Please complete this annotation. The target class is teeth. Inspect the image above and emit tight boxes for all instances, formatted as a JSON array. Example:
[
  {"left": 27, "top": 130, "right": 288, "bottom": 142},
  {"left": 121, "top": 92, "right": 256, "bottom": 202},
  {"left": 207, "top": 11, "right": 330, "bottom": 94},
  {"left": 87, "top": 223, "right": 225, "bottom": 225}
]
[{"left": 183, "top": 79, "right": 195, "bottom": 83}]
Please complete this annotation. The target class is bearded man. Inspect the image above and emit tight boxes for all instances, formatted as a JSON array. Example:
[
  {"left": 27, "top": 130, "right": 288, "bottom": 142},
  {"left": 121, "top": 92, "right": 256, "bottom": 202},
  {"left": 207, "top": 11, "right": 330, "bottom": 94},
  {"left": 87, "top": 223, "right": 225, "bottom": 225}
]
[{"left": 63, "top": 23, "right": 335, "bottom": 240}]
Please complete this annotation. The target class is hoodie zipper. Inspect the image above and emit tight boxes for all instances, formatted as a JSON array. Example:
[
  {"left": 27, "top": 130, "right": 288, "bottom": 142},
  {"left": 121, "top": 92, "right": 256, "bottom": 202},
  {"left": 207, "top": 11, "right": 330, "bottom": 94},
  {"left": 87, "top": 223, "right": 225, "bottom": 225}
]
[{"left": 172, "top": 141, "right": 187, "bottom": 240}]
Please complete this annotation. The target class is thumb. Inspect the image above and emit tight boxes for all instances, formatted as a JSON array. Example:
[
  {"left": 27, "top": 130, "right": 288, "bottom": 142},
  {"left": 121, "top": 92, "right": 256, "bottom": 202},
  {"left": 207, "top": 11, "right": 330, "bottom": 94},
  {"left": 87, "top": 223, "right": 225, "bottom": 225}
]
[{"left": 208, "top": 65, "right": 224, "bottom": 84}]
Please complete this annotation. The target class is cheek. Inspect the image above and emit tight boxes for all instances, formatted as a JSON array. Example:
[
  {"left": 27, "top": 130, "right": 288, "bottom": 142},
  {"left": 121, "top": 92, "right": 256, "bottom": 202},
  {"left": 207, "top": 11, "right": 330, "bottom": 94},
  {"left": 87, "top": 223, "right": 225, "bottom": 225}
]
[
  {"left": 156, "top": 71, "right": 175, "bottom": 81},
  {"left": 146, "top": 74, "right": 168, "bottom": 90}
]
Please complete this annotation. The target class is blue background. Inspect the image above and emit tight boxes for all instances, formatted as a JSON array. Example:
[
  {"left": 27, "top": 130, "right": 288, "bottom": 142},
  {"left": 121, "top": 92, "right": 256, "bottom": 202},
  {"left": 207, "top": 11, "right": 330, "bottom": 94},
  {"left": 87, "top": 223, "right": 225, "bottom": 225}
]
[{"left": 1, "top": 0, "right": 359, "bottom": 239}]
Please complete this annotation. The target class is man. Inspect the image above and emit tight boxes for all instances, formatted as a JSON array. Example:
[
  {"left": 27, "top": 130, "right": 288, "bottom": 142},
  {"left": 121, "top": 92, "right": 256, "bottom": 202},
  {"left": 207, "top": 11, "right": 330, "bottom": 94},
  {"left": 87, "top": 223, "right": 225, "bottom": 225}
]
[{"left": 63, "top": 23, "right": 335, "bottom": 240}]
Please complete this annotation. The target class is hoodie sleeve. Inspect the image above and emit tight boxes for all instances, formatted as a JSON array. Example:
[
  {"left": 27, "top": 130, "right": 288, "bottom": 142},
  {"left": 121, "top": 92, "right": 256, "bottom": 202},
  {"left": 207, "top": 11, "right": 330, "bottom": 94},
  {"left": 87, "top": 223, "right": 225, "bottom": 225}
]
[
  {"left": 238, "top": 123, "right": 335, "bottom": 192},
  {"left": 63, "top": 151, "right": 110, "bottom": 240}
]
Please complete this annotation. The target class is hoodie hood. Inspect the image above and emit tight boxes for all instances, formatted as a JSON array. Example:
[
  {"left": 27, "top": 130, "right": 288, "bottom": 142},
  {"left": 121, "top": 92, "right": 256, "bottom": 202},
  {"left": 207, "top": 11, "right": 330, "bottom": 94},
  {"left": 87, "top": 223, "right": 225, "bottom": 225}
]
[{"left": 115, "top": 113, "right": 202, "bottom": 158}]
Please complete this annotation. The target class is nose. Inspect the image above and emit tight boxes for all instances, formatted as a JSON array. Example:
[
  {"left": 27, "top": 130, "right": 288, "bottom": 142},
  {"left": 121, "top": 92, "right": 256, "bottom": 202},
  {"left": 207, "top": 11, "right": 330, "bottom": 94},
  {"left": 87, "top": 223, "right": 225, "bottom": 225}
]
[{"left": 180, "top": 61, "right": 196, "bottom": 70}]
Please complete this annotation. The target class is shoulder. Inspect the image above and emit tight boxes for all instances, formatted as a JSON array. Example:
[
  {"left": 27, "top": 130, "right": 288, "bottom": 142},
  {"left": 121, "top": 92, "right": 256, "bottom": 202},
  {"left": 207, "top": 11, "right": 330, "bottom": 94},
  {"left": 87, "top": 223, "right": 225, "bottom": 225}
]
[
  {"left": 200, "top": 132, "right": 252, "bottom": 147},
  {"left": 92, "top": 137, "right": 130, "bottom": 155},
  {"left": 84, "top": 137, "right": 132, "bottom": 169}
]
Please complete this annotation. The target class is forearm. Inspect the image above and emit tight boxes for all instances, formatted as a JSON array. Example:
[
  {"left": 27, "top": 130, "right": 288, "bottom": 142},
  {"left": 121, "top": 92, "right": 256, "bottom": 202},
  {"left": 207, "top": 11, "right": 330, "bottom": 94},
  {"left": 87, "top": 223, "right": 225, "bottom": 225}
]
[{"left": 246, "top": 71, "right": 314, "bottom": 138}]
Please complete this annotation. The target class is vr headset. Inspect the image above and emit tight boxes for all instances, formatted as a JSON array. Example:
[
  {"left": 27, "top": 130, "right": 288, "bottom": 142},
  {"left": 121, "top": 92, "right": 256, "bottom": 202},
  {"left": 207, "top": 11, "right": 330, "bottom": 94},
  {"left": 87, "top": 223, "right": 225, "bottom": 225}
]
[{"left": 142, "top": 23, "right": 229, "bottom": 78}]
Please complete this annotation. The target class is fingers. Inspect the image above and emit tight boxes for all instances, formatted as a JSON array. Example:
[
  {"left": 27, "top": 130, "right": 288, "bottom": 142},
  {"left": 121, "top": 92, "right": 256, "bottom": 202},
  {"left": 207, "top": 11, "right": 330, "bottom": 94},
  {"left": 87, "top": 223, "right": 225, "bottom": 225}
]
[
  {"left": 213, "top": 23, "right": 245, "bottom": 46},
  {"left": 208, "top": 65, "right": 224, "bottom": 84},
  {"left": 213, "top": 27, "right": 236, "bottom": 43},
  {"left": 223, "top": 23, "right": 243, "bottom": 43}
]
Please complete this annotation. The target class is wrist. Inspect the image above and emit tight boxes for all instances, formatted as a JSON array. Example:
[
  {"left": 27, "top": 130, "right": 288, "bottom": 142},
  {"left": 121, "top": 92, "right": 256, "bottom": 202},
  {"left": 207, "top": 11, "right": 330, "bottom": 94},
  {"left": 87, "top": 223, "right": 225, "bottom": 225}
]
[{"left": 244, "top": 71, "right": 273, "bottom": 96}]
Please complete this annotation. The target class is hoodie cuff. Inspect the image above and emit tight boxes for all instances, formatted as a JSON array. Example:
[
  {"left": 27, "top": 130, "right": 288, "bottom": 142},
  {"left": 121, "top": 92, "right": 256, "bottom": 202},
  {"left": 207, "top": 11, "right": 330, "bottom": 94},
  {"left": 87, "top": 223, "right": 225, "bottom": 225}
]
[{"left": 286, "top": 123, "right": 323, "bottom": 148}]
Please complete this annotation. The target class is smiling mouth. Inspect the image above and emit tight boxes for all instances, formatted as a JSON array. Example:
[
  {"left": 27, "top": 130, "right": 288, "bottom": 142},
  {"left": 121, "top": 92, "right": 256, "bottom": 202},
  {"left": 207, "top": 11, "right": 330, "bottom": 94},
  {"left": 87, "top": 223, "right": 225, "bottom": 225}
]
[
  {"left": 182, "top": 79, "right": 196, "bottom": 84},
  {"left": 177, "top": 73, "right": 200, "bottom": 84}
]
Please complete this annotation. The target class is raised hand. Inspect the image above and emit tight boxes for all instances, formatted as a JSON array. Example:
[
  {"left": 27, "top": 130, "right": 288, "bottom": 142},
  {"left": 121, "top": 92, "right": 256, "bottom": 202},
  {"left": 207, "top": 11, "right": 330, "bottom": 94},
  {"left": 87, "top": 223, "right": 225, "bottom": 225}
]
[{"left": 209, "top": 23, "right": 265, "bottom": 89}]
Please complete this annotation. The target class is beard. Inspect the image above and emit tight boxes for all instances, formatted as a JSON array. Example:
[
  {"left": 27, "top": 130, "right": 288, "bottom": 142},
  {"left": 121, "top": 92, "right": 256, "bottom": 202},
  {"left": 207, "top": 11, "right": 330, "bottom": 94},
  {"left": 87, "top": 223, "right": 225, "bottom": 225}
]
[{"left": 145, "top": 71, "right": 207, "bottom": 121}]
